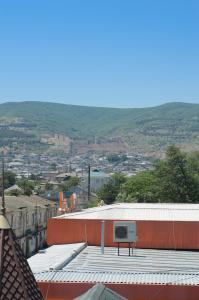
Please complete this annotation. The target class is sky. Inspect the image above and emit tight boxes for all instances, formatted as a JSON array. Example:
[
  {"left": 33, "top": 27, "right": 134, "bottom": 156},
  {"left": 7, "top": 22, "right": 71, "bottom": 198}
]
[{"left": 0, "top": 0, "right": 199, "bottom": 108}]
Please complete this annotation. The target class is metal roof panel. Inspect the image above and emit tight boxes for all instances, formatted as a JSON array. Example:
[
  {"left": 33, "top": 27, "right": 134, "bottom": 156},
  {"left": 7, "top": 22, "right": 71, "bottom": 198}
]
[
  {"left": 28, "top": 243, "right": 86, "bottom": 273},
  {"left": 55, "top": 203, "right": 199, "bottom": 221},
  {"left": 31, "top": 246, "right": 199, "bottom": 286}
]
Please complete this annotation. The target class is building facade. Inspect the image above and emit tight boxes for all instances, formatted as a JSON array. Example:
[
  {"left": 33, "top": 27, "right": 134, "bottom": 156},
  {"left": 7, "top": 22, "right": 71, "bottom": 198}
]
[{"left": 4, "top": 195, "right": 58, "bottom": 257}]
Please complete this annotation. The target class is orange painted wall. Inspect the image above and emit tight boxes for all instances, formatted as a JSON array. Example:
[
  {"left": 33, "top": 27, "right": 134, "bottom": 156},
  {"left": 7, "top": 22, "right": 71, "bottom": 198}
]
[
  {"left": 38, "top": 282, "right": 199, "bottom": 300},
  {"left": 47, "top": 218, "right": 199, "bottom": 249}
]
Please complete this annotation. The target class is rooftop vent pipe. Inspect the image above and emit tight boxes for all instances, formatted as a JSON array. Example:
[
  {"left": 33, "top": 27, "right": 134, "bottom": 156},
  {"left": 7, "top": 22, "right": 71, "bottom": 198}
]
[{"left": 101, "top": 220, "right": 105, "bottom": 254}]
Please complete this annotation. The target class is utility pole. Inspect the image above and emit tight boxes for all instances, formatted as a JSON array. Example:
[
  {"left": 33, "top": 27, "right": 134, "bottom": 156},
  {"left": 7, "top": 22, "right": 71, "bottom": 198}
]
[
  {"left": 35, "top": 197, "right": 38, "bottom": 252},
  {"left": 1, "top": 153, "right": 5, "bottom": 215},
  {"left": 88, "top": 164, "right": 91, "bottom": 203}
]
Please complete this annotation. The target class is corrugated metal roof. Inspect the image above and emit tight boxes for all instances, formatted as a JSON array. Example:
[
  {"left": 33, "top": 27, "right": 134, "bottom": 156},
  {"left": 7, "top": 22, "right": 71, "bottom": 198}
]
[
  {"left": 34, "top": 270, "right": 199, "bottom": 285},
  {"left": 32, "top": 246, "right": 199, "bottom": 286},
  {"left": 64, "top": 247, "right": 199, "bottom": 274},
  {"left": 56, "top": 203, "right": 199, "bottom": 221},
  {"left": 28, "top": 243, "right": 86, "bottom": 273}
]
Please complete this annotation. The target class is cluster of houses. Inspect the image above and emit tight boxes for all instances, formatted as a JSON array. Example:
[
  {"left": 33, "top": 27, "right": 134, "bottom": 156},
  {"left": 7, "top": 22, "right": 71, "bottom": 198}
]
[{"left": 6, "top": 150, "right": 152, "bottom": 181}]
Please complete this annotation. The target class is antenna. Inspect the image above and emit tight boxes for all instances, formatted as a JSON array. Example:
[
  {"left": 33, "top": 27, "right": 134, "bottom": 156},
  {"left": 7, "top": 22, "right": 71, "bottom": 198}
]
[{"left": 1, "top": 152, "right": 5, "bottom": 215}]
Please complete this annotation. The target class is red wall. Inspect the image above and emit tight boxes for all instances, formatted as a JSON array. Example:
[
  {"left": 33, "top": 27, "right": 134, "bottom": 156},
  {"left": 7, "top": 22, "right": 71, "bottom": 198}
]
[
  {"left": 47, "top": 218, "right": 199, "bottom": 249},
  {"left": 38, "top": 282, "right": 199, "bottom": 300}
]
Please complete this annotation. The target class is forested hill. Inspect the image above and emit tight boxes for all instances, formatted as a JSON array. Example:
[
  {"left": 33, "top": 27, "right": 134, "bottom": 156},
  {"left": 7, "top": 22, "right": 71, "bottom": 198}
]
[{"left": 0, "top": 101, "right": 199, "bottom": 154}]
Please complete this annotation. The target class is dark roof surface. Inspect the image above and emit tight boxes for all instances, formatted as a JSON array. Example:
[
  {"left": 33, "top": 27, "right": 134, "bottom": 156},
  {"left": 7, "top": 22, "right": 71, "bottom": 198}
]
[{"left": 0, "top": 216, "right": 43, "bottom": 299}]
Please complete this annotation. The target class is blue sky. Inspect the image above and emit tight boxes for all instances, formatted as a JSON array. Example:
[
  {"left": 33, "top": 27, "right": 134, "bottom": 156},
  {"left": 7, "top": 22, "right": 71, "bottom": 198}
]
[{"left": 0, "top": 0, "right": 199, "bottom": 108}]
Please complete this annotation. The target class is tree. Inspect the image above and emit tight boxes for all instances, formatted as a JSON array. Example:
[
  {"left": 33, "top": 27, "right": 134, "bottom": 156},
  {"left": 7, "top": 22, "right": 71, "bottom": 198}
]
[
  {"left": 45, "top": 182, "right": 54, "bottom": 191},
  {"left": 117, "top": 171, "right": 157, "bottom": 203},
  {"left": 59, "top": 176, "right": 80, "bottom": 192},
  {"left": 97, "top": 173, "right": 126, "bottom": 204},
  {"left": 154, "top": 145, "right": 199, "bottom": 203},
  {"left": 0, "top": 171, "right": 16, "bottom": 189},
  {"left": 117, "top": 146, "right": 199, "bottom": 204},
  {"left": 18, "top": 178, "right": 35, "bottom": 196}
]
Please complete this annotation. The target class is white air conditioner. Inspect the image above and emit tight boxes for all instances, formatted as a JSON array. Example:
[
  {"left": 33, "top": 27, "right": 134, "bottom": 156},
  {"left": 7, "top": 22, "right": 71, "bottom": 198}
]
[{"left": 113, "top": 221, "right": 136, "bottom": 243}]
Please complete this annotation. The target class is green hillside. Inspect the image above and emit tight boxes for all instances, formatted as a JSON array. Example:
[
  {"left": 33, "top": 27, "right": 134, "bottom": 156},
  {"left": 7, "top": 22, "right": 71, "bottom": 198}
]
[{"left": 0, "top": 101, "right": 199, "bottom": 154}]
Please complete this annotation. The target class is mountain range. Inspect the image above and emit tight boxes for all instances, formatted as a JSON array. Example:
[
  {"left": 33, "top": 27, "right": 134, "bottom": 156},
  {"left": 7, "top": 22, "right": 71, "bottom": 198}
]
[{"left": 0, "top": 101, "right": 199, "bottom": 156}]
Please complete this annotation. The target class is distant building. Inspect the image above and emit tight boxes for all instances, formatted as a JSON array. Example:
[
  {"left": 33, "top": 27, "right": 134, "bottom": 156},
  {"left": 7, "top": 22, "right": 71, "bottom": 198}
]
[
  {"left": 43, "top": 186, "right": 88, "bottom": 211},
  {"left": 56, "top": 172, "right": 71, "bottom": 183},
  {"left": 83, "top": 169, "right": 111, "bottom": 192}
]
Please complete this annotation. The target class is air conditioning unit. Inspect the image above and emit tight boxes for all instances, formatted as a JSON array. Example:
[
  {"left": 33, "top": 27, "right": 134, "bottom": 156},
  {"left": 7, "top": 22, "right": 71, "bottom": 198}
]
[{"left": 113, "top": 221, "right": 136, "bottom": 243}]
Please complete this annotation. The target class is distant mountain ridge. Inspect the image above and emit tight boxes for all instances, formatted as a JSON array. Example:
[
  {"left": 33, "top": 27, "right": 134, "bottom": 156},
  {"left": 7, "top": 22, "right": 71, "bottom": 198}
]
[{"left": 0, "top": 101, "right": 199, "bottom": 156}]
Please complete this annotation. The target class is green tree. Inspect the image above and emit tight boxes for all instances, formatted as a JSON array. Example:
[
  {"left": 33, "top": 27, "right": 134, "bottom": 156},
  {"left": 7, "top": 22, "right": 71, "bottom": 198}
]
[
  {"left": 187, "top": 151, "right": 199, "bottom": 173},
  {"left": 97, "top": 173, "right": 126, "bottom": 204},
  {"left": 154, "top": 145, "right": 199, "bottom": 203},
  {"left": 45, "top": 182, "right": 54, "bottom": 191},
  {"left": 18, "top": 178, "right": 35, "bottom": 196},
  {"left": 0, "top": 171, "right": 16, "bottom": 189},
  {"left": 59, "top": 176, "right": 80, "bottom": 192},
  {"left": 117, "top": 146, "right": 199, "bottom": 204},
  {"left": 117, "top": 171, "right": 157, "bottom": 203}
]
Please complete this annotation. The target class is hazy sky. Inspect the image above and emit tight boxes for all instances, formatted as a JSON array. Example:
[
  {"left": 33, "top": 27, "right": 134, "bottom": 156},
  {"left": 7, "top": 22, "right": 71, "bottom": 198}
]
[{"left": 0, "top": 0, "right": 199, "bottom": 108}]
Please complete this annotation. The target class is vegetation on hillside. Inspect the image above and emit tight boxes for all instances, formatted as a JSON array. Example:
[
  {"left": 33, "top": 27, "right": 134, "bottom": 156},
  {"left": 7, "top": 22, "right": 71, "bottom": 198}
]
[{"left": 0, "top": 101, "right": 199, "bottom": 154}]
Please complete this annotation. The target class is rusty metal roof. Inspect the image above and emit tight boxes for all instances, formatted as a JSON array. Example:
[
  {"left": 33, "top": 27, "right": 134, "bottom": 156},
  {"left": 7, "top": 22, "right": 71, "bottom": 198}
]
[{"left": 0, "top": 215, "right": 43, "bottom": 300}]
